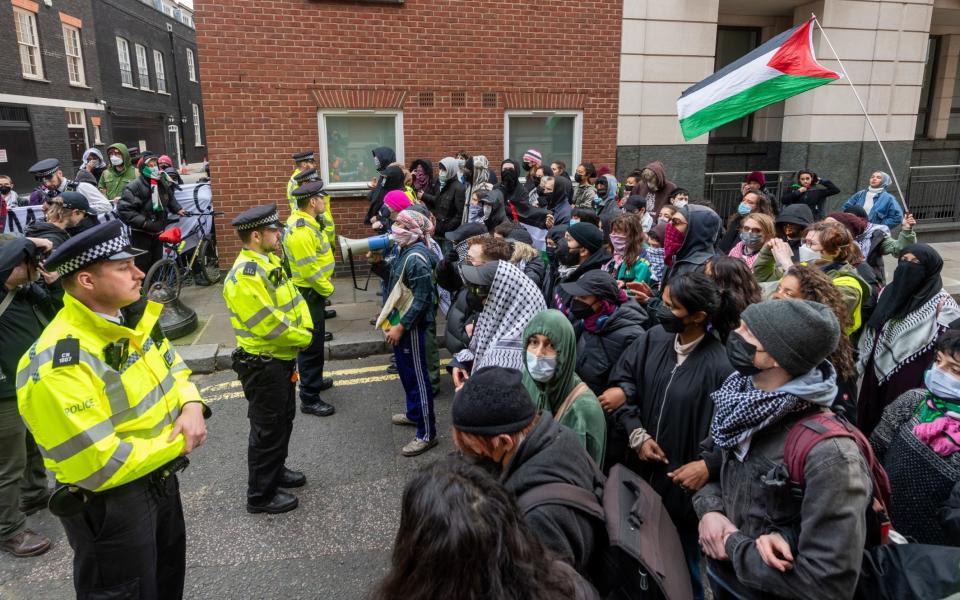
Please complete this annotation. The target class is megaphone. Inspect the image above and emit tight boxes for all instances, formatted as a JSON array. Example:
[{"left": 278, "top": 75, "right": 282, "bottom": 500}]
[
  {"left": 337, "top": 234, "right": 394, "bottom": 258},
  {"left": 338, "top": 234, "right": 395, "bottom": 291}
]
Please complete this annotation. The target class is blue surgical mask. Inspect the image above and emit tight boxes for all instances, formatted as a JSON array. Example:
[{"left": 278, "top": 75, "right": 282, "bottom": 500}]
[
  {"left": 926, "top": 364, "right": 960, "bottom": 401},
  {"left": 569, "top": 218, "right": 580, "bottom": 225},
  {"left": 737, "top": 202, "right": 752, "bottom": 217},
  {"left": 526, "top": 352, "right": 557, "bottom": 383},
  {"left": 468, "top": 205, "right": 483, "bottom": 222},
  {"left": 740, "top": 231, "right": 762, "bottom": 247}
]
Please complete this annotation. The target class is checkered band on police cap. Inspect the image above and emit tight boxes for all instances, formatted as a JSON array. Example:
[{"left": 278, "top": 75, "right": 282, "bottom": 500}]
[
  {"left": 236, "top": 212, "right": 279, "bottom": 231},
  {"left": 54, "top": 229, "right": 130, "bottom": 275}
]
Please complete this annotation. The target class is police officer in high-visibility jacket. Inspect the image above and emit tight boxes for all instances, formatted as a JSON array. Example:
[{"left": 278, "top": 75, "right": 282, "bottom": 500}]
[
  {"left": 16, "top": 220, "right": 210, "bottom": 599},
  {"left": 285, "top": 181, "right": 336, "bottom": 417},
  {"left": 223, "top": 203, "right": 312, "bottom": 515}
]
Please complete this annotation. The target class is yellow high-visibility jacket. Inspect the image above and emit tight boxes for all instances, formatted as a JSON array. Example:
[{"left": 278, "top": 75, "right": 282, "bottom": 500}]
[
  {"left": 283, "top": 210, "right": 335, "bottom": 298},
  {"left": 223, "top": 248, "right": 312, "bottom": 360},
  {"left": 287, "top": 169, "right": 335, "bottom": 246},
  {"left": 16, "top": 295, "right": 208, "bottom": 492}
]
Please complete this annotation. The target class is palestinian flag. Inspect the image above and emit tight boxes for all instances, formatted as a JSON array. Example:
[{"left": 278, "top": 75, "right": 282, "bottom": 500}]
[{"left": 677, "top": 18, "right": 840, "bottom": 141}]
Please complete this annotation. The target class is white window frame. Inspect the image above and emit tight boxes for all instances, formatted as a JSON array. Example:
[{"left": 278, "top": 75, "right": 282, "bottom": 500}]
[
  {"left": 186, "top": 48, "right": 197, "bottom": 82},
  {"left": 93, "top": 123, "right": 103, "bottom": 145},
  {"left": 116, "top": 37, "right": 134, "bottom": 87},
  {"left": 62, "top": 24, "right": 85, "bottom": 86},
  {"left": 14, "top": 8, "right": 43, "bottom": 80},
  {"left": 66, "top": 109, "right": 90, "bottom": 149},
  {"left": 192, "top": 103, "right": 202, "bottom": 146},
  {"left": 503, "top": 110, "right": 583, "bottom": 179},
  {"left": 153, "top": 50, "right": 167, "bottom": 93},
  {"left": 316, "top": 109, "right": 405, "bottom": 193},
  {"left": 135, "top": 44, "right": 151, "bottom": 90}
]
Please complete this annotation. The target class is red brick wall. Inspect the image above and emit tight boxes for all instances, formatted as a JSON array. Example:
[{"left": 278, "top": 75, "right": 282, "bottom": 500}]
[{"left": 193, "top": 0, "right": 622, "bottom": 261}]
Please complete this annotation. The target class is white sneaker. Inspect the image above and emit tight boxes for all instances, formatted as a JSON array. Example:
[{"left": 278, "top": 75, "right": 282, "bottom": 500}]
[{"left": 401, "top": 437, "right": 438, "bottom": 457}]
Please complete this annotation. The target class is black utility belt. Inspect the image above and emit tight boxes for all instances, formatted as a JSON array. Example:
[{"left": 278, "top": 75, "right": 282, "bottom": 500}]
[
  {"left": 231, "top": 347, "right": 295, "bottom": 366},
  {"left": 49, "top": 456, "right": 190, "bottom": 517}
]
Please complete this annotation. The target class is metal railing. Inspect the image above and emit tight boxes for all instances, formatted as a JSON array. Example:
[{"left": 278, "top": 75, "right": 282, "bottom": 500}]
[
  {"left": 703, "top": 171, "right": 794, "bottom": 217},
  {"left": 906, "top": 165, "right": 960, "bottom": 223}
]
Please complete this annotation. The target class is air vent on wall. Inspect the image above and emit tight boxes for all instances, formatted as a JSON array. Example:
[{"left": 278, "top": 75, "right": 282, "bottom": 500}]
[
  {"left": 451, "top": 91, "right": 466, "bottom": 108},
  {"left": 418, "top": 91, "right": 434, "bottom": 107},
  {"left": 482, "top": 92, "right": 497, "bottom": 108}
]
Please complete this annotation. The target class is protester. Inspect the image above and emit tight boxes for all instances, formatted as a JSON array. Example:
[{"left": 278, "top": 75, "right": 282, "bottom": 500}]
[
  {"left": 694, "top": 300, "right": 870, "bottom": 599},
  {"left": 461, "top": 155, "right": 497, "bottom": 224},
  {"left": 98, "top": 143, "right": 138, "bottom": 202},
  {"left": 667, "top": 188, "right": 689, "bottom": 209},
  {"left": 450, "top": 260, "right": 547, "bottom": 387},
  {"left": 520, "top": 309, "right": 608, "bottom": 464},
  {"left": 76, "top": 148, "right": 106, "bottom": 186},
  {"left": 408, "top": 158, "right": 435, "bottom": 198},
  {"left": 572, "top": 162, "right": 599, "bottom": 209},
  {"left": 602, "top": 273, "right": 736, "bottom": 598},
  {"left": 439, "top": 224, "right": 491, "bottom": 355},
  {"left": 0, "top": 176, "right": 18, "bottom": 219},
  {"left": 24, "top": 192, "right": 94, "bottom": 248},
  {"left": 117, "top": 153, "right": 186, "bottom": 274},
  {"left": 605, "top": 212, "right": 651, "bottom": 285},
  {"left": 858, "top": 244, "right": 960, "bottom": 435},
  {"left": 569, "top": 207, "right": 600, "bottom": 227},
  {"left": 644, "top": 222, "right": 667, "bottom": 287},
  {"left": 772, "top": 264, "right": 859, "bottom": 419},
  {"left": 657, "top": 203, "right": 677, "bottom": 225},
  {"left": 419, "top": 156, "right": 464, "bottom": 242},
  {"left": 542, "top": 174, "right": 574, "bottom": 225},
  {"left": 718, "top": 190, "right": 774, "bottom": 254},
  {"left": 502, "top": 226, "right": 546, "bottom": 288},
  {"left": 158, "top": 154, "right": 183, "bottom": 186},
  {"left": 593, "top": 174, "right": 622, "bottom": 233},
  {"left": 773, "top": 203, "right": 814, "bottom": 262},
  {"left": 551, "top": 222, "right": 612, "bottom": 316},
  {"left": 369, "top": 166, "right": 406, "bottom": 233},
  {"left": 521, "top": 149, "right": 543, "bottom": 193},
  {"left": 497, "top": 159, "right": 526, "bottom": 218},
  {"left": 727, "top": 212, "right": 774, "bottom": 268},
  {"left": 842, "top": 170, "right": 904, "bottom": 227},
  {"left": 632, "top": 161, "right": 678, "bottom": 215},
  {"left": 560, "top": 270, "right": 647, "bottom": 396},
  {"left": 373, "top": 458, "right": 597, "bottom": 600},
  {"left": 660, "top": 204, "right": 722, "bottom": 287},
  {"left": 780, "top": 170, "right": 839, "bottom": 220},
  {"left": 451, "top": 366, "right": 605, "bottom": 574},
  {"left": 740, "top": 170, "right": 778, "bottom": 213},
  {"left": 831, "top": 208, "right": 916, "bottom": 282},
  {"left": 704, "top": 256, "right": 761, "bottom": 336},
  {"left": 870, "top": 330, "right": 960, "bottom": 546},
  {"left": 466, "top": 188, "right": 507, "bottom": 232},
  {"left": 28, "top": 158, "right": 111, "bottom": 214},
  {"left": 364, "top": 146, "right": 397, "bottom": 225}
]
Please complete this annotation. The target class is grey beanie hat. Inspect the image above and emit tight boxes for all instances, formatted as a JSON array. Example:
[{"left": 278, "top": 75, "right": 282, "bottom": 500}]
[{"left": 741, "top": 299, "right": 840, "bottom": 376}]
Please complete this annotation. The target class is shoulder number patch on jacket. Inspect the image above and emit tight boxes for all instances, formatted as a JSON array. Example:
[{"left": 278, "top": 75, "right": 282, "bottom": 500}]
[
  {"left": 53, "top": 338, "right": 80, "bottom": 368},
  {"left": 243, "top": 262, "right": 258, "bottom": 276}
]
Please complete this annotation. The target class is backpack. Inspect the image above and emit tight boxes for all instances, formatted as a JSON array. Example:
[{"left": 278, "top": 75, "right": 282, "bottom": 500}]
[
  {"left": 784, "top": 410, "right": 893, "bottom": 546},
  {"left": 516, "top": 464, "right": 693, "bottom": 600}
]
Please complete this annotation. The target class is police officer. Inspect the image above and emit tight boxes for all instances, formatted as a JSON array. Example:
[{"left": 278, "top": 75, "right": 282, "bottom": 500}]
[
  {"left": 27, "top": 158, "right": 111, "bottom": 213},
  {"left": 286, "top": 181, "right": 336, "bottom": 417},
  {"left": 287, "top": 155, "right": 337, "bottom": 320},
  {"left": 286, "top": 151, "right": 317, "bottom": 213},
  {"left": 223, "top": 203, "right": 312, "bottom": 514},
  {"left": 16, "top": 220, "right": 209, "bottom": 598}
]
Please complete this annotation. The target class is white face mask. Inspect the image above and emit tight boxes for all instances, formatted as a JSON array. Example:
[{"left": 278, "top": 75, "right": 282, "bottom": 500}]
[
  {"left": 526, "top": 351, "right": 557, "bottom": 383},
  {"left": 110, "top": 155, "right": 124, "bottom": 166},
  {"left": 799, "top": 244, "right": 821, "bottom": 263}
]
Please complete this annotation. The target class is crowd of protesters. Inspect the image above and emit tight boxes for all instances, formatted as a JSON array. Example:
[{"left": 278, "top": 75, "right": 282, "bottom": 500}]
[{"left": 364, "top": 149, "right": 960, "bottom": 599}]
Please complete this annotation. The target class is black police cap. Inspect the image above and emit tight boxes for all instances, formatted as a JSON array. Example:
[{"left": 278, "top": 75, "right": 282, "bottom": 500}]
[
  {"left": 293, "top": 168, "right": 319, "bottom": 184},
  {"left": 231, "top": 203, "right": 281, "bottom": 231},
  {"left": 45, "top": 220, "right": 145, "bottom": 276},
  {"left": 28, "top": 158, "right": 60, "bottom": 179},
  {"left": 292, "top": 151, "right": 315, "bottom": 162},
  {"left": 292, "top": 181, "right": 325, "bottom": 200}
]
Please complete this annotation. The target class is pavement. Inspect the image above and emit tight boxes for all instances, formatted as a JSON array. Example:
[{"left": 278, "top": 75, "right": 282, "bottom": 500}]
[{"left": 0, "top": 354, "right": 456, "bottom": 599}]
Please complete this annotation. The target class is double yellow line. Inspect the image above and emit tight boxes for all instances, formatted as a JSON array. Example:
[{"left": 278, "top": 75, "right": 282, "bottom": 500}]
[{"left": 200, "top": 360, "right": 449, "bottom": 403}]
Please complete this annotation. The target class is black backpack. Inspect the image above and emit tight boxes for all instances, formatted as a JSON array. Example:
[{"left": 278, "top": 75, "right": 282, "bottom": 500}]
[{"left": 517, "top": 464, "right": 692, "bottom": 600}]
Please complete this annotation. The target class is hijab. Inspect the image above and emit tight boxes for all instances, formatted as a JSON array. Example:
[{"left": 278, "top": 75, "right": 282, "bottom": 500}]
[
  {"left": 868, "top": 243, "right": 943, "bottom": 330},
  {"left": 521, "top": 309, "right": 582, "bottom": 413}
]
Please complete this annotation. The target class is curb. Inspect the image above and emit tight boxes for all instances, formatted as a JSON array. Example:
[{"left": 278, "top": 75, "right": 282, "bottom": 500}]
[{"left": 175, "top": 336, "right": 392, "bottom": 373}]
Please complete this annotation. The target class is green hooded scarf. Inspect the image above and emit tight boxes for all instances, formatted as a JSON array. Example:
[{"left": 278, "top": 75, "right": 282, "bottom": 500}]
[
  {"left": 521, "top": 309, "right": 607, "bottom": 464},
  {"left": 98, "top": 143, "right": 137, "bottom": 200}
]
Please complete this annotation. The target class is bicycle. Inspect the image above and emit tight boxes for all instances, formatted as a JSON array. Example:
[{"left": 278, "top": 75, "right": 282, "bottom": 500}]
[{"left": 143, "top": 210, "right": 224, "bottom": 302}]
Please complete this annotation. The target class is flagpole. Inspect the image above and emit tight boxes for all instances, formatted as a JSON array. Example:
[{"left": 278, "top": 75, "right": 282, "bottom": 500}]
[{"left": 812, "top": 15, "right": 909, "bottom": 213}]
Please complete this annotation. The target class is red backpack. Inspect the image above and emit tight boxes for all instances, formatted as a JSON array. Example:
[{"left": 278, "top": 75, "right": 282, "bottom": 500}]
[{"left": 784, "top": 411, "right": 893, "bottom": 546}]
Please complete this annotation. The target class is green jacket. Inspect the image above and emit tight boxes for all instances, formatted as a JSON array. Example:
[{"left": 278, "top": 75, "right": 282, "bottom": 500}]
[
  {"left": 98, "top": 143, "right": 137, "bottom": 200},
  {"left": 521, "top": 309, "right": 607, "bottom": 464}
]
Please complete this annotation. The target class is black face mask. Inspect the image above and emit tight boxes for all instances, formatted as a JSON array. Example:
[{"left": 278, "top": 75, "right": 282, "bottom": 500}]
[
  {"left": 571, "top": 299, "right": 595, "bottom": 320},
  {"left": 466, "top": 289, "right": 487, "bottom": 313},
  {"left": 462, "top": 169, "right": 473, "bottom": 182},
  {"left": 0, "top": 186, "right": 10, "bottom": 195},
  {"left": 656, "top": 304, "right": 687, "bottom": 333},
  {"left": 624, "top": 184, "right": 634, "bottom": 194},
  {"left": 531, "top": 176, "right": 542, "bottom": 185},
  {"left": 574, "top": 173, "right": 584, "bottom": 183},
  {"left": 522, "top": 162, "right": 532, "bottom": 171},
  {"left": 556, "top": 240, "right": 581, "bottom": 266},
  {"left": 726, "top": 331, "right": 762, "bottom": 376}
]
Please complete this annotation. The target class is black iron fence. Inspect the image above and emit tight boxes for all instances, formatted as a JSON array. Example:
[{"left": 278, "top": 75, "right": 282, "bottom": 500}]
[
  {"left": 905, "top": 165, "right": 960, "bottom": 223},
  {"left": 702, "top": 171, "right": 794, "bottom": 218}
]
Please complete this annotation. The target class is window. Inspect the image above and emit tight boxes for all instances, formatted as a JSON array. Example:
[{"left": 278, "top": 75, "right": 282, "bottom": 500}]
[
  {"left": 186, "top": 48, "right": 197, "bottom": 82},
  {"left": 14, "top": 8, "right": 43, "bottom": 79},
  {"left": 135, "top": 44, "right": 151, "bottom": 90},
  {"left": 93, "top": 123, "right": 103, "bottom": 145},
  {"left": 62, "top": 24, "right": 85, "bottom": 85},
  {"left": 317, "top": 110, "right": 404, "bottom": 190},
  {"left": 65, "top": 109, "right": 84, "bottom": 127},
  {"left": 154, "top": 50, "right": 167, "bottom": 93},
  {"left": 711, "top": 27, "right": 760, "bottom": 141},
  {"left": 192, "top": 103, "right": 202, "bottom": 146},
  {"left": 116, "top": 37, "right": 133, "bottom": 86},
  {"left": 504, "top": 111, "right": 582, "bottom": 173}
]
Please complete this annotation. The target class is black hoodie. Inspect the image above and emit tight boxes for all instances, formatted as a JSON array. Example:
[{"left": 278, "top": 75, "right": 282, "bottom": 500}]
[
  {"left": 365, "top": 147, "right": 397, "bottom": 225},
  {"left": 368, "top": 165, "right": 406, "bottom": 229},
  {"left": 775, "top": 203, "right": 814, "bottom": 262},
  {"left": 501, "top": 416, "right": 605, "bottom": 573}
]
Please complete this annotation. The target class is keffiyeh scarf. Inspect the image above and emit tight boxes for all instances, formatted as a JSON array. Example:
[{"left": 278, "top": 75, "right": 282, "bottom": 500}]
[
  {"left": 394, "top": 209, "right": 430, "bottom": 245},
  {"left": 455, "top": 261, "right": 547, "bottom": 371},
  {"left": 711, "top": 373, "right": 809, "bottom": 459}
]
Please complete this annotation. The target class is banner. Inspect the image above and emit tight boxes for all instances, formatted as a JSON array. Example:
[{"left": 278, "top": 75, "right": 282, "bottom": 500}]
[{"left": 4, "top": 183, "right": 214, "bottom": 253}]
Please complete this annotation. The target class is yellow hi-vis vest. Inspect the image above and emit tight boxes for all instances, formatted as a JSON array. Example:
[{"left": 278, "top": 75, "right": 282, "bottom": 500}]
[
  {"left": 223, "top": 248, "right": 312, "bottom": 360},
  {"left": 287, "top": 169, "right": 335, "bottom": 246},
  {"left": 284, "top": 209, "right": 335, "bottom": 298},
  {"left": 16, "top": 295, "right": 207, "bottom": 492}
]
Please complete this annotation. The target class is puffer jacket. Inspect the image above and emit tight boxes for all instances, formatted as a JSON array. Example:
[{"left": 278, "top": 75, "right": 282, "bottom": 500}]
[
  {"left": 421, "top": 157, "right": 464, "bottom": 236},
  {"left": 117, "top": 174, "right": 181, "bottom": 234},
  {"left": 574, "top": 300, "right": 647, "bottom": 395}
]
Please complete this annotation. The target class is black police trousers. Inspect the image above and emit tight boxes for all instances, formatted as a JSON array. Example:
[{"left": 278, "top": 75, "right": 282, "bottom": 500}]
[
  {"left": 296, "top": 286, "right": 326, "bottom": 405},
  {"left": 234, "top": 354, "right": 296, "bottom": 505},
  {"left": 59, "top": 474, "right": 185, "bottom": 600}
]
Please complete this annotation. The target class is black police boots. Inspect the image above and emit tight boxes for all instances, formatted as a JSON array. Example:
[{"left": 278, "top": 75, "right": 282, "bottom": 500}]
[
  {"left": 300, "top": 398, "right": 335, "bottom": 417},
  {"left": 246, "top": 491, "right": 298, "bottom": 514},
  {"left": 279, "top": 467, "right": 306, "bottom": 488}
]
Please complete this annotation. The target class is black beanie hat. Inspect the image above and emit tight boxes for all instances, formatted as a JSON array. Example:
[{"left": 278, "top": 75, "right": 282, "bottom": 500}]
[
  {"left": 567, "top": 222, "right": 603, "bottom": 254},
  {"left": 452, "top": 367, "right": 536, "bottom": 436},
  {"left": 741, "top": 299, "right": 840, "bottom": 376}
]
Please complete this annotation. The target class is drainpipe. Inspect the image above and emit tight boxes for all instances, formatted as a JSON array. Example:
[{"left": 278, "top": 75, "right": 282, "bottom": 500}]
[{"left": 167, "top": 25, "right": 186, "bottom": 162}]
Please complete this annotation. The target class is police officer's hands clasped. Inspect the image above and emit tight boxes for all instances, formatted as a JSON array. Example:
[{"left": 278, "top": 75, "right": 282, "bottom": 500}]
[{"left": 170, "top": 402, "right": 208, "bottom": 455}]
